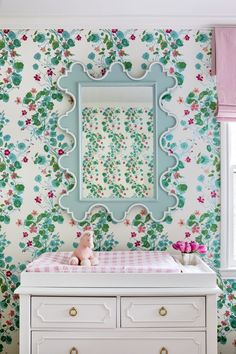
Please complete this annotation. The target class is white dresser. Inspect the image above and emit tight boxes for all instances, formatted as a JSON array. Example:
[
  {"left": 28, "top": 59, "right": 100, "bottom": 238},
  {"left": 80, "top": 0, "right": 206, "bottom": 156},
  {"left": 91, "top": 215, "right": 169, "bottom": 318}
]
[{"left": 16, "top": 254, "right": 219, "bottom": 354}]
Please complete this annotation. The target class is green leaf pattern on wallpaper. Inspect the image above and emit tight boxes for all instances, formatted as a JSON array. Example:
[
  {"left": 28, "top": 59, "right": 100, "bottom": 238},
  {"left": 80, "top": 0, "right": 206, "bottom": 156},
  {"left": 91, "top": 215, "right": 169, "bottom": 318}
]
[{"left": 0, "top": 28, "right": 231, "bottom": 353}]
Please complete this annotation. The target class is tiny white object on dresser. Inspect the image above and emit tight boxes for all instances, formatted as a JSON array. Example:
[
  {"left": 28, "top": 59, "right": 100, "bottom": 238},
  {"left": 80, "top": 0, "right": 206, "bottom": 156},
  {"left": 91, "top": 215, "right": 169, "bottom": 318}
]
[{"left": 15, "top": 252, "right": 220, "bottom": 354}]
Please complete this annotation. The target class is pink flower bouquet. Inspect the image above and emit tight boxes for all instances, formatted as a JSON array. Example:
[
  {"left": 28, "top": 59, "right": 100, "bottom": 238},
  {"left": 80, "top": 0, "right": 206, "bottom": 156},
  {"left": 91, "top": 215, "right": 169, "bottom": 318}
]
[{"left": 172, "top": 240, "right": 207, "bottom": 254}]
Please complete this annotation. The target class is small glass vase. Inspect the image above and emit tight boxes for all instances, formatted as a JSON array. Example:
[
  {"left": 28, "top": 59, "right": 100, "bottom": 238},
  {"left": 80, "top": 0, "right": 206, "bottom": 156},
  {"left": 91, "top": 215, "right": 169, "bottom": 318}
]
[{"left": 181, "top": 253, "right": 194, "bottom": 265}]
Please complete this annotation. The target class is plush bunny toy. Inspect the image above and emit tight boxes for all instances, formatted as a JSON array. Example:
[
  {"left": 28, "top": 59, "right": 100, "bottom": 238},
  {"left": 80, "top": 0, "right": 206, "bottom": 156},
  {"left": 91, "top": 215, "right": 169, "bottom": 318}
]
[{"left": 69, "top": 231, "right": 99, "bottom": 266}]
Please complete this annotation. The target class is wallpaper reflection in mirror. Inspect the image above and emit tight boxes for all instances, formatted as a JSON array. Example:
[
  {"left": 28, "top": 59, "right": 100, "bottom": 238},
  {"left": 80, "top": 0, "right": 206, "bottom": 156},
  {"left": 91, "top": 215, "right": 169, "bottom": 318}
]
[{"left": 81, "top": 86, "right": 154, "bottom": 199}]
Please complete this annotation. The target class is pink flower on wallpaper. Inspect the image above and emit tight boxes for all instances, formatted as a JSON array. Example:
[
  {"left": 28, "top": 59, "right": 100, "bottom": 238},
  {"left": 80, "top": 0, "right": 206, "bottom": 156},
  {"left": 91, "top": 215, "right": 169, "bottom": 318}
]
[
  {"left": 138, "top": 225, "right": 146, "bottom": 233},
  {"left": 130, "top": 34, "right": 136, "bottom": 40},
  {"left": 184, "top": 110, "right": 190, "bottom": 115},
  {"left": 184, "top": 34, "right": 190, "bottom": 40},
  {"left": 185, "top": 231, "right": 191, "bottom": 238},
  {"left": 131, "top": 232, "right": 137, "bottom": 238},
  {"left": 64, "top": 50, "right": 71, "bottom": 57},
  {"left": 76, "top": 231, "right": 82, "bottom": 238},
  {"left": 29, "top": 103, "right": 36, "bottom": 111},
  {"left": 140, "top": 209, "right": 147, "bottom": 215},
  {"left": 166, "top": 29, "right": 172, "bottom": 33},
  {"left": 191, "top": 103, "right": 199, "bottom": 111},
  {"left": 192, "top": 225, "right": 200, "bottom": 233},
  {"left": 174, "top": 172, "right": 181, "bottom": 179},
  {"left": 25, "top": 119, "right": 31, "bottom": 125},
  {"left": 23, "top": 232, "right": 28, "bottom": 238},
  {"left": 13, "top": 294, "right": 19, "bottom": 301},
  {"left": 4, "top": 149, "right": 10, "bottom": 156},
  {"left": 185, "top": 156, "right": 191, "bottom": 163},
  {"left": 10, "top": 50, "right": 16, "bottom": 58},
  {"left": 34, "top": 196, "right": 42, "bottom": 203},
  {"left": 22, "top": 35, "right": 28, "bottom": 41},
  {"left": 29, "top": 225, "right": 37, "bottom": 233},
  {"left": 188, "top": 118, "right": 194, "bottom": 125},
  {"left": 197, "top": 196, "right": 205, "bottom": 203},
  {"left": 57, "top": 29, "right": 64, "bottom": 33},
  {"left": 27, "top": 241, "right": 33, "bottom": 247},
  {"left": 6, "top": 271, "right": 12, "bottom": 277},
  {"left": 22, "top": 110, "right": 27, "bottom": 116},
  {"left": 196, "top": 74, "right": 203, "bottom": 81},
  {"left": 112, "top": 29, "right": 118, "bottom": 33},
  {"left": 221, "top": 320, "right": 228, "bottom": 326},
  {"left": 211, "top": 191, "right": 217, "bottom": 198},
  {"left": 118, "top": 50, "right": 125, "bottom": 57},
  {"left": 3, "top": 29, "right": 9, "bottom": 34},
  {"left": 76, "top": 34, "right": 82, "bottom": 41},
  {"left": 84, "top": 225, "right": 92, "bottom": 231},
  {"left": 11, "top": 172, "right": 18, "bottom": 179},
  {"left": 34, "top": 74, "right": 41, "bottom": 81},
  {"left": 172, "top": 49, "right": 180, "bottom": 57},
  {"left": 169, "top": 67, "right": 174, "bottom": 74},
  {"left": 228, "top": 294, "right": 234, "bottom": 301},
  {"left": 58, "top": 149, "right": 64, "bottom": 155},
  {"left": 69, "top": 219, "right": 76, "bottom": 226},
  {"left": 47, "top": 68, "right": 53, "bottom": 76},
  {"left": 178, "top": 219, "right": 184, "bottom": 226},
  {"left": 48, "top": 191, "right": 54, "bottom": 198},
  {"left": 225, "top": 311, "right": 230, "bottom": 317},
  {"left": 9, "top": 310, "right": 15, "bottom": 317},
  {"left": 134, "top": 241, "right": 141, "bottom": 247},
  {"left": 124, "top": 219, "right": 131, "bottom": 226}
]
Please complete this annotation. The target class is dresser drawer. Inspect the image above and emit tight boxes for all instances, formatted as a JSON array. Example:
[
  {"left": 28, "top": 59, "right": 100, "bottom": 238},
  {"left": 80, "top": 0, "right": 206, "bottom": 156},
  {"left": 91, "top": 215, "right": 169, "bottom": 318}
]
[
  {"left": 31, "top": 297, "right": 116, "bottom": 328},
  {"left": 32, "top": 331, "right": 205, "bottom": 354},
  {"left": 121, "top": 297, "right": 205, "bottom": 327}
]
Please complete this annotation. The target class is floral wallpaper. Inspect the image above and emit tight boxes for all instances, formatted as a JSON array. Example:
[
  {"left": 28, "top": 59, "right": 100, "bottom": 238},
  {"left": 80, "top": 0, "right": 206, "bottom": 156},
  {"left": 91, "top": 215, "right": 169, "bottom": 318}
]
[{"left": 0, "top": 28, "right": 232, "bottom": 354}]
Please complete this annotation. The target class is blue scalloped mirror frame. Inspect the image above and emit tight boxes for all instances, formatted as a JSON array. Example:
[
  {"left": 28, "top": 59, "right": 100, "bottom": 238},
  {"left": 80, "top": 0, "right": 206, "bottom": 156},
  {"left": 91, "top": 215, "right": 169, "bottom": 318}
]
[{"left": 58, "top": 62, "right": 178, "bottom": 222}]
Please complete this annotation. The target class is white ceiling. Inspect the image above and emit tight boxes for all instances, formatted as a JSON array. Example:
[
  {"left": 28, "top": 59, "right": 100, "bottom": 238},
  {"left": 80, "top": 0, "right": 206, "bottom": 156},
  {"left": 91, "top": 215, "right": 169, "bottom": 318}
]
[{"left": 0, "top": 0, "right": 236, "bottom": 27}]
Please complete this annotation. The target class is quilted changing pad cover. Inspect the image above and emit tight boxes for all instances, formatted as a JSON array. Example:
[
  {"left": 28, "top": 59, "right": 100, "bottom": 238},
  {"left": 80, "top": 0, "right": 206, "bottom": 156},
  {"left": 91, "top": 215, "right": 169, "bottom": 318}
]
[{"left": 26, "top": 251, "right": 180, "bottom": 273}]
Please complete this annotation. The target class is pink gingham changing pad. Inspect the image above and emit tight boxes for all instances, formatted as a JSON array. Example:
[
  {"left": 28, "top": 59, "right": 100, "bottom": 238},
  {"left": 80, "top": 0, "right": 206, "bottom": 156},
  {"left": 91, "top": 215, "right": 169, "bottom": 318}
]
[{"left": 26, "top": 251, "right": 180, "bottom": 273}]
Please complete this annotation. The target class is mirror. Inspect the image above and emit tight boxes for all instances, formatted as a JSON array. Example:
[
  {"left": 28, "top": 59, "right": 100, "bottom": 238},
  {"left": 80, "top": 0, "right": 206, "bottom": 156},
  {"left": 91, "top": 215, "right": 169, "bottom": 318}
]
[
  {"left": 81, "top": 86, "right": 154, "bottom": 200},
  {"left": 58, "top": 62, "right": 177, "bottom": 221}
]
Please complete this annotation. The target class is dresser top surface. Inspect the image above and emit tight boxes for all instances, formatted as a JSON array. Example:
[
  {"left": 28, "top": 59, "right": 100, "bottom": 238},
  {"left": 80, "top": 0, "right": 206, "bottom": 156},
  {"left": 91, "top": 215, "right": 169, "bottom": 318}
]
[{"left": 16, "top": 253, "right": 218, "bottom": 293}]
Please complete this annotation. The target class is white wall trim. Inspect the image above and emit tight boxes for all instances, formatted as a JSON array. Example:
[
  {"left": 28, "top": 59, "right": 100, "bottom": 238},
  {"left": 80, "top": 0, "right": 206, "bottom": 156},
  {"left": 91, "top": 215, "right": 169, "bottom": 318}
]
[
  {"left": 220, "top": 123, "right": 229, "bottom": 270},
  {"left": 1, "top": 0, "right": 236, "bottom": 28},
  {"left": 0, "top": 17, "right": 236, "bottom": 29},
  {"left": 220, "top": 123, "right": 236, "bottom": 278},
  {"left": 220, "top": 268, "right": 236, "bottom": 279}
]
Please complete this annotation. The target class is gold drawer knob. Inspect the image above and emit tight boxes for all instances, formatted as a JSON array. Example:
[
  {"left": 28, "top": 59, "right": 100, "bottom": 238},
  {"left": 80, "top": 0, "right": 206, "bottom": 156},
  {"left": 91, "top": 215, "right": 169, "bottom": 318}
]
[
  {"left": 159, "top": 306, "right": 167, "bottom": 316},
  {"left": 69, "top": 307, "right": 78, "bottom": 317},
  {"left": 160, "top": 347, "right": 168, "bottom": 354},
  {"left": 70, "top": 347, "right": 78, "bottom": 354}
]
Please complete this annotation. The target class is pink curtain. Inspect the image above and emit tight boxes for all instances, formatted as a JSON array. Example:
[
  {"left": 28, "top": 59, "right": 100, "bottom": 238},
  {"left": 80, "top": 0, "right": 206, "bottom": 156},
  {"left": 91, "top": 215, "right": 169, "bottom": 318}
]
[{"left": 213, "top": 27, "right": 236, "bottom": 122}]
